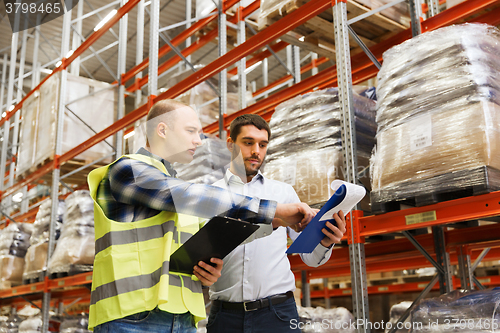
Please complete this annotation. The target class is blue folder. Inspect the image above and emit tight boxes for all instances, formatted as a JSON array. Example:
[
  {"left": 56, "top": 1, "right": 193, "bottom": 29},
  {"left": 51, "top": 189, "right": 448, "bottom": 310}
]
[{"left": 286, "top": 184, "right": 347, "bottom": 254}]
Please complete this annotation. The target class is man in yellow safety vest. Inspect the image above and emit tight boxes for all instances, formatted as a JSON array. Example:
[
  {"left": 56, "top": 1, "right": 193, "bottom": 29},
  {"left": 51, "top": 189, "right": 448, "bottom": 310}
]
[{"left": 87, "top": 99, "right": 319, "bottom": 333}]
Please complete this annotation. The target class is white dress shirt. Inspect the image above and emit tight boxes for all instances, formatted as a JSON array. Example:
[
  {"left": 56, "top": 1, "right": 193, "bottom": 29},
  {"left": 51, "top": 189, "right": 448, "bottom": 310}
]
[{"left": 209, "top": 169, "right": 333, "bottom": 302}]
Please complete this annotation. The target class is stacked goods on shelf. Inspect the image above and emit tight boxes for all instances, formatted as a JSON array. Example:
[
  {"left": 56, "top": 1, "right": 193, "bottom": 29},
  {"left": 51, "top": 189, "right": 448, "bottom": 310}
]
[
  {"left": 354, "top": 0, "right": 410, "bottom": 27},
  {"left": 296, "top": 306, "right": 355, "bottom": 333},
  {"left": 23, "top": 200, "right": 65, "bottom": 282},
  {"left": 264, "top": 88, "right": 376, "bottom": 206},
  {"left": 385, "top": 301, "right": 412, "bottom": 333},
  {"left": 17, "top": 73, "right": 116, "bottom": 179},
  {"left": 370, "top": 23, "right": 500, "bottom": 211},
  {"left": 18, "top": 316, "right": 42, "bottom": 333},
  {"left": 59, "top": 314, "right": 91, "bottom": 333},
  {"left": 410, "top": 288, "right": 500, "bottom": 332},
  {"left": 163, "top": 65, "right": 252, "bottom": 128},
  {"left": 174, "top": 136, "right": 231, "bottom": 184},
  {"left": 48, "top": 191, "right": 95, "bottom": 275},
  {"left": 0, "top": 223, "right": 33, "bottom": 288},
  {"left": 0, "top": 314, "right": 22, "bottom": 333}
]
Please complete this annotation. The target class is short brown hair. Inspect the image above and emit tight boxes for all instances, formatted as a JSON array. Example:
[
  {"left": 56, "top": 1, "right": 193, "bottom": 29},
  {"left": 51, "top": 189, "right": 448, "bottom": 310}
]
[
  {"left": 146, "top": 99, "right": 187, "bottom": 144},
  {"left": 229, "top": 114, "right": 271, "bottom": 142}
]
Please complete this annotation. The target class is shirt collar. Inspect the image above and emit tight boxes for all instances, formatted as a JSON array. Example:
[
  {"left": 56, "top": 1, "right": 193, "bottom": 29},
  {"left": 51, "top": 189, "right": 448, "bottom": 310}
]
[
  {"left": 224, "top": 168, "right": 265, "bottom": 185},
  {"left": 137, "top": 147, "right": 177, "bottom": 178}
]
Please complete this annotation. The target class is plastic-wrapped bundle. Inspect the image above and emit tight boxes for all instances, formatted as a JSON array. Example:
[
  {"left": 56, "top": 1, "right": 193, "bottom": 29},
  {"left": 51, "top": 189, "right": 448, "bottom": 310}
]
[
  {"left": 410, "top": 288, "right": 500, "bottom": 332},
  {"left": 0, "top": 314, "right": 22, "bottom": 333},
  {"left": 59, "top": 314, "right": 91, "bottom": 333},
  {"left": 0, "top": 223, "right": 33, "bottom": 287},
  {"left": 264, "top": 88, "right": 376, "bottom": 205},
  {"left": 371, "top": 24, "right": 500, "bottom": 205},
  {"left": 163, "top": 65, "right": 252, "bottom": 128},
  {"left": 174, "top": 136, "right": 231, "bottom": 184},
  {"left": 385, "top": 301, "right": 412, "bottom": 333},
  {"left": 17, "top": 93, "right": 39, "bottom": 177},
  {"left": 23, "top": 200, "right": 65, "bottom": 280},
  {"left": 18, "top": 317, "right": 42, "bottom": 333},
  {"left": 48, "top": 191, "right": 94, "bottom": 274},
  {"left": 296, "top": 306, "right": 355, "bottom": 333}
]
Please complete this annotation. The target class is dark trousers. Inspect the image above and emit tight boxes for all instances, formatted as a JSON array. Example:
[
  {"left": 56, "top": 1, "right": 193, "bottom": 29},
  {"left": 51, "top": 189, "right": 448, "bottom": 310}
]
[{"left": 207, "top": 297, "right": 301, "bottom": 333}]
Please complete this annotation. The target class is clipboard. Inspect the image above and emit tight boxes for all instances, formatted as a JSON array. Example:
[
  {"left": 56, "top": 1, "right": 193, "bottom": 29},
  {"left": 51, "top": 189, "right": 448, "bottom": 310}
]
[
  {"left": 170, "top": 216, "right": 260, "bottom": 275},
  {"left": 286, "top": 181, "right": 366, "bottom": 254}
]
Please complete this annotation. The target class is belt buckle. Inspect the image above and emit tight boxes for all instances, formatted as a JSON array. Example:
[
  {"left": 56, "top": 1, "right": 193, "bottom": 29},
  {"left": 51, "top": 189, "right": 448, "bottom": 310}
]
[{"left": 243, "top": 301, "right": 257, "bottom": 312}]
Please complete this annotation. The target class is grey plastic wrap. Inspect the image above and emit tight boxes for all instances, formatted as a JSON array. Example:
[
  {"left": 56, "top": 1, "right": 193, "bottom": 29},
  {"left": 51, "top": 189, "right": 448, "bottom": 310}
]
[
  {"left": 59, "top": 314, "right": 91, "bottom": 333},
  {"left": 371, "top": 24, "right": 500, "bottom": 202},
  {"left": 23, "top": 200, "right": 65, "bottom": 280},
  {"left": 385, "top": 301, "right": 412, "bottom": 333},
  {"left": 410, "top": 288, "right": 500, "bottom": 332},
  {"left": 0, "top": 223, "right": 33, "bottom": 286},
  {"left": 0, "top": 314, "right": 22, "bottom": 333},
  {"left": 174, "top": 136, "right": 231, "bottom": 184},
  {"left": 163, "top": 65, "right": 252, "bottom": 127},
  {"left": 18, "top": 317, "right": 42, "bottom": 333},
  {"left": 296, "top": 306, "right": 355, "bottom": 333},
  {"left": 17, "top": 93, "right": 39, "bottom": 177},
  {"left": 48, "top": 191, "right": 95, "bottom": 274},
  {"left": 264, "top": 88, "right": 376, "bottom": 206}
]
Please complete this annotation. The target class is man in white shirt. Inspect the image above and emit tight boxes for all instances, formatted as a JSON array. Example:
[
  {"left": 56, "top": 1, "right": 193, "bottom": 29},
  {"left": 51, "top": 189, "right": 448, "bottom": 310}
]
[{"left": 207, "top": 114, "right": 346, "bottom": 332}]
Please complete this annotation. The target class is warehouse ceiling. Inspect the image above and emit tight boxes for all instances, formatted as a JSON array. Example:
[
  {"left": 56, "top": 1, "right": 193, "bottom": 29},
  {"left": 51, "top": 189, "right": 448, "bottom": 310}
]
[{"left": 0, "top": 0, "right": 297, "bottom": 112}]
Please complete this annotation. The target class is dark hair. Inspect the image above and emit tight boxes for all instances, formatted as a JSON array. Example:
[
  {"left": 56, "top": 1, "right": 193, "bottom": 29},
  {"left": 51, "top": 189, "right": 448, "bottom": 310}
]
[
  {"left": 146, "top": 99, "right": 187, "bottom": 145},
  {"left": 229, "top": 114, "right": 271, "bottom": 142}
]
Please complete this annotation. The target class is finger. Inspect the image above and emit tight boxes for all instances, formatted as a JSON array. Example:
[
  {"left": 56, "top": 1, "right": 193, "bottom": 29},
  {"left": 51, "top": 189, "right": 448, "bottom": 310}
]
[
  {"left": 210, "top": 258, "right": 224, "bottom": 271},
  {"left": 325, "top": 222, "right": 345, "bottom": 240},
  {"left": 333, "top": 213, "right": 347, "bottom": 233},
  {"left": 338, "top": 210, "right": 345, "bottom": 221},
  {"left": 197, "top": 261, "right": 216, "bottom": 275},
  {"left": 193, "top": 271, "right": 212, "bottom": 286},
  {"left": 322, "top": 227, "right": 342, "bottom": 244}
]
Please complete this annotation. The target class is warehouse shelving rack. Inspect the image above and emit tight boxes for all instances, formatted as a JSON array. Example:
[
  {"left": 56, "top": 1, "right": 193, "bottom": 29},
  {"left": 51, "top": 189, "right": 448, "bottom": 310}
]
[{"left": 0, "top": 0, "right": 499, "bottom": 331}]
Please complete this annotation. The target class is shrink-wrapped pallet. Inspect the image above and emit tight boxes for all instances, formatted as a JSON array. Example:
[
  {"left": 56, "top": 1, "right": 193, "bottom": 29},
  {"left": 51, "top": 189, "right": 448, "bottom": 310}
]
[
  {"left": 18, "top": 316, "right": 42, "bottom": 333},
  {"left": 264, "top": 88, "right": 376, "bottom": 206},
  {"left": 17, "top": 93, "right": 39, "bottom": 177},
  {"left": 0, "top": 223, "right": 33, "bottom": 287},
  {"left": 371, "top": 24, "right": 500, "bottom": 207},
  {"left": 59, "top": 314, "right": 91, "bottom": 333},
  {"left": 296, "top": 306, "right": 355, "bottom": 333},
  {"left": 23, "top": 200, "right": 65, "bottom": 281},
  {"left": 48, "top": 191, "right": 94, "bottom": 274},
  {"left": 26, "top": 73, "right": 115, "bottom": 171},
  {"left": 385, "top": 301, "right": 412, "bottom": 333},
  {"left": 0, "top": 314, "right": 22, "bottom": 333},
  {"left": 410, "top": 288, "right": 500, "bottom": 332},
  {"left": 164, "top": 65, "right": 252, "bottom": 128},
  {"left": 174, "top": 136, "right": 231, "bottom": 184}
]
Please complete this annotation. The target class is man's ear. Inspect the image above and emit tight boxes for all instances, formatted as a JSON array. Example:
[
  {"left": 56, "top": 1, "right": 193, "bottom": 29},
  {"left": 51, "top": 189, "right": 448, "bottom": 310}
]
[
  {"left": 226, "top": 137, "right": 234, "bottom": 151},
  {"left": 157, "top": 122, "right": 168, "bottom": 138}
]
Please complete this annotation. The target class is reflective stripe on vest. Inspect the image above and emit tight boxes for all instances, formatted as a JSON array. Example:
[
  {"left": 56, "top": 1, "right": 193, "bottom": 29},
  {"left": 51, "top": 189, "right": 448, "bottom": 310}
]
[{"left": 87, "top": 154, "right": 205, "bottom": 330}]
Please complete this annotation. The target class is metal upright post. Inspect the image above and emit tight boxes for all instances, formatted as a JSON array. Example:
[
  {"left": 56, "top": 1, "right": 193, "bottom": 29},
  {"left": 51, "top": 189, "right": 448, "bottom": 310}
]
[
  {"left": 0, "top": 54, "right": 7, "bottom": 110},
  {"left": 8, "top": 26, "right": 29, "bottom": 191},
  {"left": 457, "top": 246, "right": 473, "bottom": 290},
  {"left": 42, "top": 2, "right": 72, "bottom": 332},
  {"left": 323, "top": 278, "right": 331, "bottom": 308},
  {"left": 432, "top": 226, "right": 453, "bottom": 294},
  {"left": 135, "top": 0, "right": 145, "bottom": 109},
  {"left": 237, "top": 4, "right": 246, "bottom": 110},
  {"left": 149, "top": 0, "right": 160, "bottom": 97},
  {"left": 333, "top": 1, "right": 369, "bottom": 331},
  {"left": 1, "top": 11, "right": 20, "bottom": 195},
  {"left": 311, "top": 52, "right": 318, "bottom": 75},
  {"left": 70, "top": 0, "right": 84, "bottom": 75},
  {"left": 116, "top": 0, "right": 128, "bottom": 156},
  {"left": 427, "top": 0, "right": 439, "bottom": 17},
  {"left": 262, "top": 58, "right": 268, "bottom": 98},
  {"left": 286, "top": 45, "right": 293, "bottom": 87},
  {"left": 409, "top": 0, "right": 422, "bottom": 36},
  {"left": 291, "top": 45, "right": 301, "bottom": 83},
  {"left": 218, "top": 0, "right": 227, "bottom": 139},
  {"left": 301, "top": 271, "right": 311, "bottom": 307},
  {"left": 185, "top": 0, "right": 192, "bottom": 68},
  {"left": 32, "top": 15, "right": 42, "bottom": 88}
]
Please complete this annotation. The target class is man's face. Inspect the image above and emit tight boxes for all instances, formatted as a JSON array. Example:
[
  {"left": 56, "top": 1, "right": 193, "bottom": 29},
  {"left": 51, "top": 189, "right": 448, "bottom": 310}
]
[
  {"left": 161, "top": 106, "right": 203, "bottom": 164},
  {"left": 229, "top": 125, "right": 269, "bottom": 177}
]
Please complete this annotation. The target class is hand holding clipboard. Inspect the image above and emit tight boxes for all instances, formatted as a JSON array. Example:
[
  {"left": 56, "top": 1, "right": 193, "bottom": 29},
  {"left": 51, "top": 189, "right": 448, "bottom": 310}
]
[{"left": 286, "top": 180, "right": 366, "bottom": 254}]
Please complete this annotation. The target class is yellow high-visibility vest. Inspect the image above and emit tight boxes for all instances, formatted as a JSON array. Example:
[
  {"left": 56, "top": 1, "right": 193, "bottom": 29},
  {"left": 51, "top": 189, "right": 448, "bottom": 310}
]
[{"left": 87, "top": 154, "right": 205, "bottom": 330}]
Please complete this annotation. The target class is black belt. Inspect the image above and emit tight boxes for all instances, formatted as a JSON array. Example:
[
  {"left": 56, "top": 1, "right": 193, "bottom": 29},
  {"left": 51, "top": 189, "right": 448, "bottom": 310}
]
[{"left": 213, "top": 291, "right": 294, "bottom": 312}]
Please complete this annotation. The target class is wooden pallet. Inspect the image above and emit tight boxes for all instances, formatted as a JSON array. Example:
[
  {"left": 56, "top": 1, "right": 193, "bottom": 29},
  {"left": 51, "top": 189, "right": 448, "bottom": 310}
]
[
  {"left": 370, "top": 166, "right": 500, "bottom": 215},
  {"left": 49, "top": 264, "right": 93, "bottom": 280},
  {"left": 258, "top": 0, "right": 407, "bottom": 60},
  {"left": 22, "top": 271, "right": 45, "bottom": 285}
]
